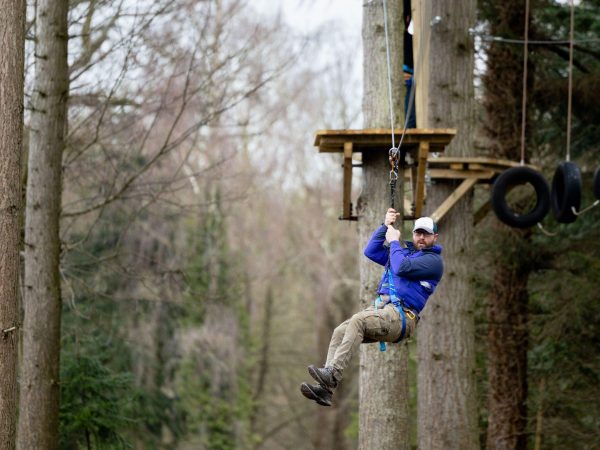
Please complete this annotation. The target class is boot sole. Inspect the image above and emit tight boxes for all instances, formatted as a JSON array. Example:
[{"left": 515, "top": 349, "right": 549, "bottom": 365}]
[
  {"left": 308, "top": 365, "right": 336, "bottom": 390},
  {"left": 300, "top": 383, "right": 331, "bottom": 406}
]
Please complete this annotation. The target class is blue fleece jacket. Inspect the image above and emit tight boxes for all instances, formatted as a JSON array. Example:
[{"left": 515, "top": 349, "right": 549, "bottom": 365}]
[{"left": 363, "top": 224, "right": 444, "bottom": 313}]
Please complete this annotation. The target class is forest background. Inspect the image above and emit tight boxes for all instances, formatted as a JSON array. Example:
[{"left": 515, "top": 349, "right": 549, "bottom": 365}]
[{"left": 0, "top": 0, "right": 598, "bottom": 449}]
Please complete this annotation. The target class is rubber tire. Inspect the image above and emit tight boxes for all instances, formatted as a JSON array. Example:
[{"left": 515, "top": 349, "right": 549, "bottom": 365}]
[
  {"left": 491, "top": 166, "right": 550, "bottom": 228},
  {"left": 551, "top": 161, "right": 582, "bottom": 223},
  {"left": 594, "top": 166, "right": 600, "bottom": 200}
]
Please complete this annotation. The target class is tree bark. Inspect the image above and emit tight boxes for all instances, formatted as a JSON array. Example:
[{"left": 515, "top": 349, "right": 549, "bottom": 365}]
[
  {"left": 0, "top": 1, "right": 25, "bottom": 448},
  {"left": 481, "top": 1, "right": 533, "bottom": 448},
  {"left": 486, "top": 240, "right": 530, "bottom": 450},
  {"left": 17, "top": 0, "right": 69, "bottom": 448},
  {"left": 359, "top": 1, "right": 408, "bottom": 449},
  {"left": 414, "top": 1, "right": 479, "bottom": 449}
]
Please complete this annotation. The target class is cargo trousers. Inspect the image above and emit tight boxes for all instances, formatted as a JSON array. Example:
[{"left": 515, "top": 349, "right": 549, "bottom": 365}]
[{"left": 325, "top": 302, "right": 417, "bottom": 386}]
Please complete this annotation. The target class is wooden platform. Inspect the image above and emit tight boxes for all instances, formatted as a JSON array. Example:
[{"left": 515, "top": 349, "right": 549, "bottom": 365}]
[
  {"left": 314, "top": 128, "right": 456, "bottom": 153},
  {"left": 315, "top": 129, "right": 456, "bottom": 220},
  {"left": 315, "top": 129, "right": 538, "bottom": 223}
]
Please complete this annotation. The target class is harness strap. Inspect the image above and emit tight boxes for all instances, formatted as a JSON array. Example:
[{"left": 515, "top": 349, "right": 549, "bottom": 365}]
[
  {"left": 378, "top": 266, "right": 410, "bottom": 351},
  {"left": 392, "top": 301, "right": 407, "bottom": 343}
]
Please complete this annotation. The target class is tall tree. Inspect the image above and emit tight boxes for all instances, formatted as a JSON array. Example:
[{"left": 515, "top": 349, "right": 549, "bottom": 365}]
[
  {"left": 358, "top": 1, "right": 409, "bottom": 449},
  {"left": 413, "top": 0, "right": 479, "bottom": 448},
  {"left": 480, "top": 0, "right": 533, "bottom": 448},
  {"left": 18, "top": 0, "right": 69, "bottom": 448},
  {"left": 0, "top": 0, "right": 25, "bottom": 448}
]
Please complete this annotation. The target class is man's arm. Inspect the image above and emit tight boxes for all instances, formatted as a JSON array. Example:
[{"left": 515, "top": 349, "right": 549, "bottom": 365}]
[
  {"left": 363, "top": 225, "right": 388, "bottom": 266},
  {"left": 363, "top": 208, "right": 401, "bottom": 266}
]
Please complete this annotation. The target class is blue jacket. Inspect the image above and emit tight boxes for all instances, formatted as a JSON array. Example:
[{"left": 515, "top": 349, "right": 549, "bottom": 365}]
[{"left": 363, "top": 224, "right": 444, "bottom": 313}]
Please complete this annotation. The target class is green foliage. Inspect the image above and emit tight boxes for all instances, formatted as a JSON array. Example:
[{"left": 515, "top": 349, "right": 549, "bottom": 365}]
[
  {"left": 527, "top": 196, "right": 600, "bottom": 449},
  {"left": 172, "top": 186, "right": 257, "bottom": 448},
  {"left": 175, "top": 357, "right": 239, "bottom": 450},
  {"left": 181, "top": 188, "right": 232, "bottom": 326},
  {"left": 61, "top": 206, "right": 185, "bottom": 448},
  {"left": 59, "top": 338, "right": 136, "bottom": 449}
]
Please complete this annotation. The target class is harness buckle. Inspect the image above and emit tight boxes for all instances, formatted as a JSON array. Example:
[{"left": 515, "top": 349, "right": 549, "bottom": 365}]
[{"left": 404, "top": 309, "right": 417, "bottom": 321}]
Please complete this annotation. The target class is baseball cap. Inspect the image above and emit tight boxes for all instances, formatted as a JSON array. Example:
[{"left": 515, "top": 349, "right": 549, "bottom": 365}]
[{"left": 413, "top": 217, "right": 437, "bottom": 234}]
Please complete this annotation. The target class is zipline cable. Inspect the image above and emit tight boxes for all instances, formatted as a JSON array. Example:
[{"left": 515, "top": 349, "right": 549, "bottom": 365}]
[
  {"left": 382, "top": 0, "right": 402, "bottom": 211},
  {"left": 469, "top": 30, "right": 600, "bottom": 45},
  {"left": 382, "top": 0, "right": 397, "bottom": 151},
  {"left": 382, "top": 0, "right": 427, "bottom": 211}
]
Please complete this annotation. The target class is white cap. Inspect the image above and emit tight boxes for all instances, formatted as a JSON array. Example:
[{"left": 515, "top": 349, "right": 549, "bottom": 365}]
[{"left": 413, "top": 217, "right": 437, "bottom": 234}]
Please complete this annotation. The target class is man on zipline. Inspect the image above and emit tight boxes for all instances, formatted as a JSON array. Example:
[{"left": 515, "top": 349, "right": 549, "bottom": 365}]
[{"left": 300, "top": 208, "right": 444, "bottom": 407}]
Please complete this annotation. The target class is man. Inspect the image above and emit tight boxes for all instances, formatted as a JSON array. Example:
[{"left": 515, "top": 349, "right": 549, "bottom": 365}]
[{"left": 300, "top": 208, "right": 443, "bottom": 406}]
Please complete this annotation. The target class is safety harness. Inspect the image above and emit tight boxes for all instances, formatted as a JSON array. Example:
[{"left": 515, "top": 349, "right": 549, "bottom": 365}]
[{"left": 377, "top": 261, "right": 418, "bottom": 352}]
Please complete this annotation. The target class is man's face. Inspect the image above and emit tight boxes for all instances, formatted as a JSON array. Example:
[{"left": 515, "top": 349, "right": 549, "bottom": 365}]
[{"left": 413, "top": 229, "right": 438, "bottom": 250}]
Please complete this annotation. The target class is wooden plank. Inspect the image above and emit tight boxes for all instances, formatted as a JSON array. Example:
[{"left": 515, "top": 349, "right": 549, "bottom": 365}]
[
  {"left": 428, "top": 156, "right": 517, "bottom": 165},
  {"left": 342, "top": 142, "right": 353, "bottom": 219},
  {"left": 428, "top": 156, "right": 540, "bottom": 170},
  {"left": 473, "top": 198, "right": 492, "bottom": 225},
  {"left": 429, "top": 169, "right": 495, "bottom": 180},
  {"left": 403, "top": 168, "right": 495, "bottom": 179},
  {"left": 414, "top": 141, "right": 429, "bottom": 218},
  {"left": 431, "top": 178, "right": 478, "bottom": 223},
  {"left": 467, "top": 163, "right": 486, "bottom": 170}
]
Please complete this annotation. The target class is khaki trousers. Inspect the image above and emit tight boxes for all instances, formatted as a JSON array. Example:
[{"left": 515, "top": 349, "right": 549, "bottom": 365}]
[{"left": 325, "top": 303, "right": 417, "bottom": 385}]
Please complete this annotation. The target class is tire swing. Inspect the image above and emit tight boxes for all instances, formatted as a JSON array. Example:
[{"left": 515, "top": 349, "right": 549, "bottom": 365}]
[
  {"left": 490, "top": 0, "right": 550, "bottom": 229},
  {"left": 549, "top": 3, "right": 583, "bottom": 224},
  {"left": 491, "top": 167, "right": 551, "bottom": 228},
  {"left": 550, "top": 161, "right": 581, "bottom": 223}
]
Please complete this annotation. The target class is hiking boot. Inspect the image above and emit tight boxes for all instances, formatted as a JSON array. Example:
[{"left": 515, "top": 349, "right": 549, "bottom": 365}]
[
  {"left": 307, "top": 365, "right": 338, "bottom": 391},
  {"left": 300, "top": 382, "right": 332, "bottom": 407}
]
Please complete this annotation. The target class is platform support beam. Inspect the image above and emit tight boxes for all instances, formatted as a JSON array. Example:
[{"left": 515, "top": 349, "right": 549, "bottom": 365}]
[
  {"left": 414, "top": 141, "right": 430, "bottom": 218},
  {"left": 342, "top": 142, "right": 353, "bottom": 219},
  {"left": 431, "top": 177, "right": 478, "bottom": 223}
]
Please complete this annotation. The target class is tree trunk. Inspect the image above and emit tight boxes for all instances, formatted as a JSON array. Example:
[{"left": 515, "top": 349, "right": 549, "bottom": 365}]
[
  {"left": 17, "top": 0, "right": 69, "bottom": 448},
  {"left": 481, "top": 1, "right": 533, "bottom": 448},
  {"left": 486, "top": 238, "right": 530, "bottom": 450},
  {"left": 358, "top": 1, "right": 408, "bottom": 449},
  {"left": 414, "top": 1, "right": 479, "bottom": 449},
  {"left": 0, "top": 1, "right": 25, "bottom": 448}
]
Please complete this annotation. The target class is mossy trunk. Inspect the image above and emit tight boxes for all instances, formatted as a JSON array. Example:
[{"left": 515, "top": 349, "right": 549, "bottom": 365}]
[
  {"left": 414, "top": 0, "right": 479, "bottom": 448},
  {"left": 18, "top": 0, "right": 69, "bottom": 448},
  {"left": 481, "top": 0, "right": 533, "bottom": 448}
]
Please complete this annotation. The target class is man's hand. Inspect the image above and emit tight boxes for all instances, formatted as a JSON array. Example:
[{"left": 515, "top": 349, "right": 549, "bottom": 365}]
[
  {"left": 384, "top": 208, "right": 401, "bottom": 226},
  {"left": 385, "top": 225, "right": 401, "bottom": 243}
]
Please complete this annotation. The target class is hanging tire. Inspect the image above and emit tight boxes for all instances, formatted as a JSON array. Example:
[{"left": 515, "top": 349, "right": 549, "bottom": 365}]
[
  {"left": 551, "top": 161, "right": 582, "bottom": 223},
  {"left": 594, "top": 166, "right": 600, "bottom": 200},
  {"left": 491, "top": 167, "right": 550, "bottom": 228}
]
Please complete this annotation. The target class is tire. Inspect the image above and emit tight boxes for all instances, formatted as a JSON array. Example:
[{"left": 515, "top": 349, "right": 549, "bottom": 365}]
[
  {"left": 491, "top": 166, "right": 550, "bottom": 228},
  {"left": 594, "top": 166, "right": 600, "bottom": 200},
  {"left": 551, "top": 161, "right": 581, "bottom": 223}
]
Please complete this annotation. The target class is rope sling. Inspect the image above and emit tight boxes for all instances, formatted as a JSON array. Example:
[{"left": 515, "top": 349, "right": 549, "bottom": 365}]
[{"left": 377, "top": 0, "right": 420, "bottom": 352}]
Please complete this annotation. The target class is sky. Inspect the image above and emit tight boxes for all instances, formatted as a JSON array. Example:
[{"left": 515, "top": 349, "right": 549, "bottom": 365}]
[{"left": 253, "top": 0, "right": 363, "bottom": 34}]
